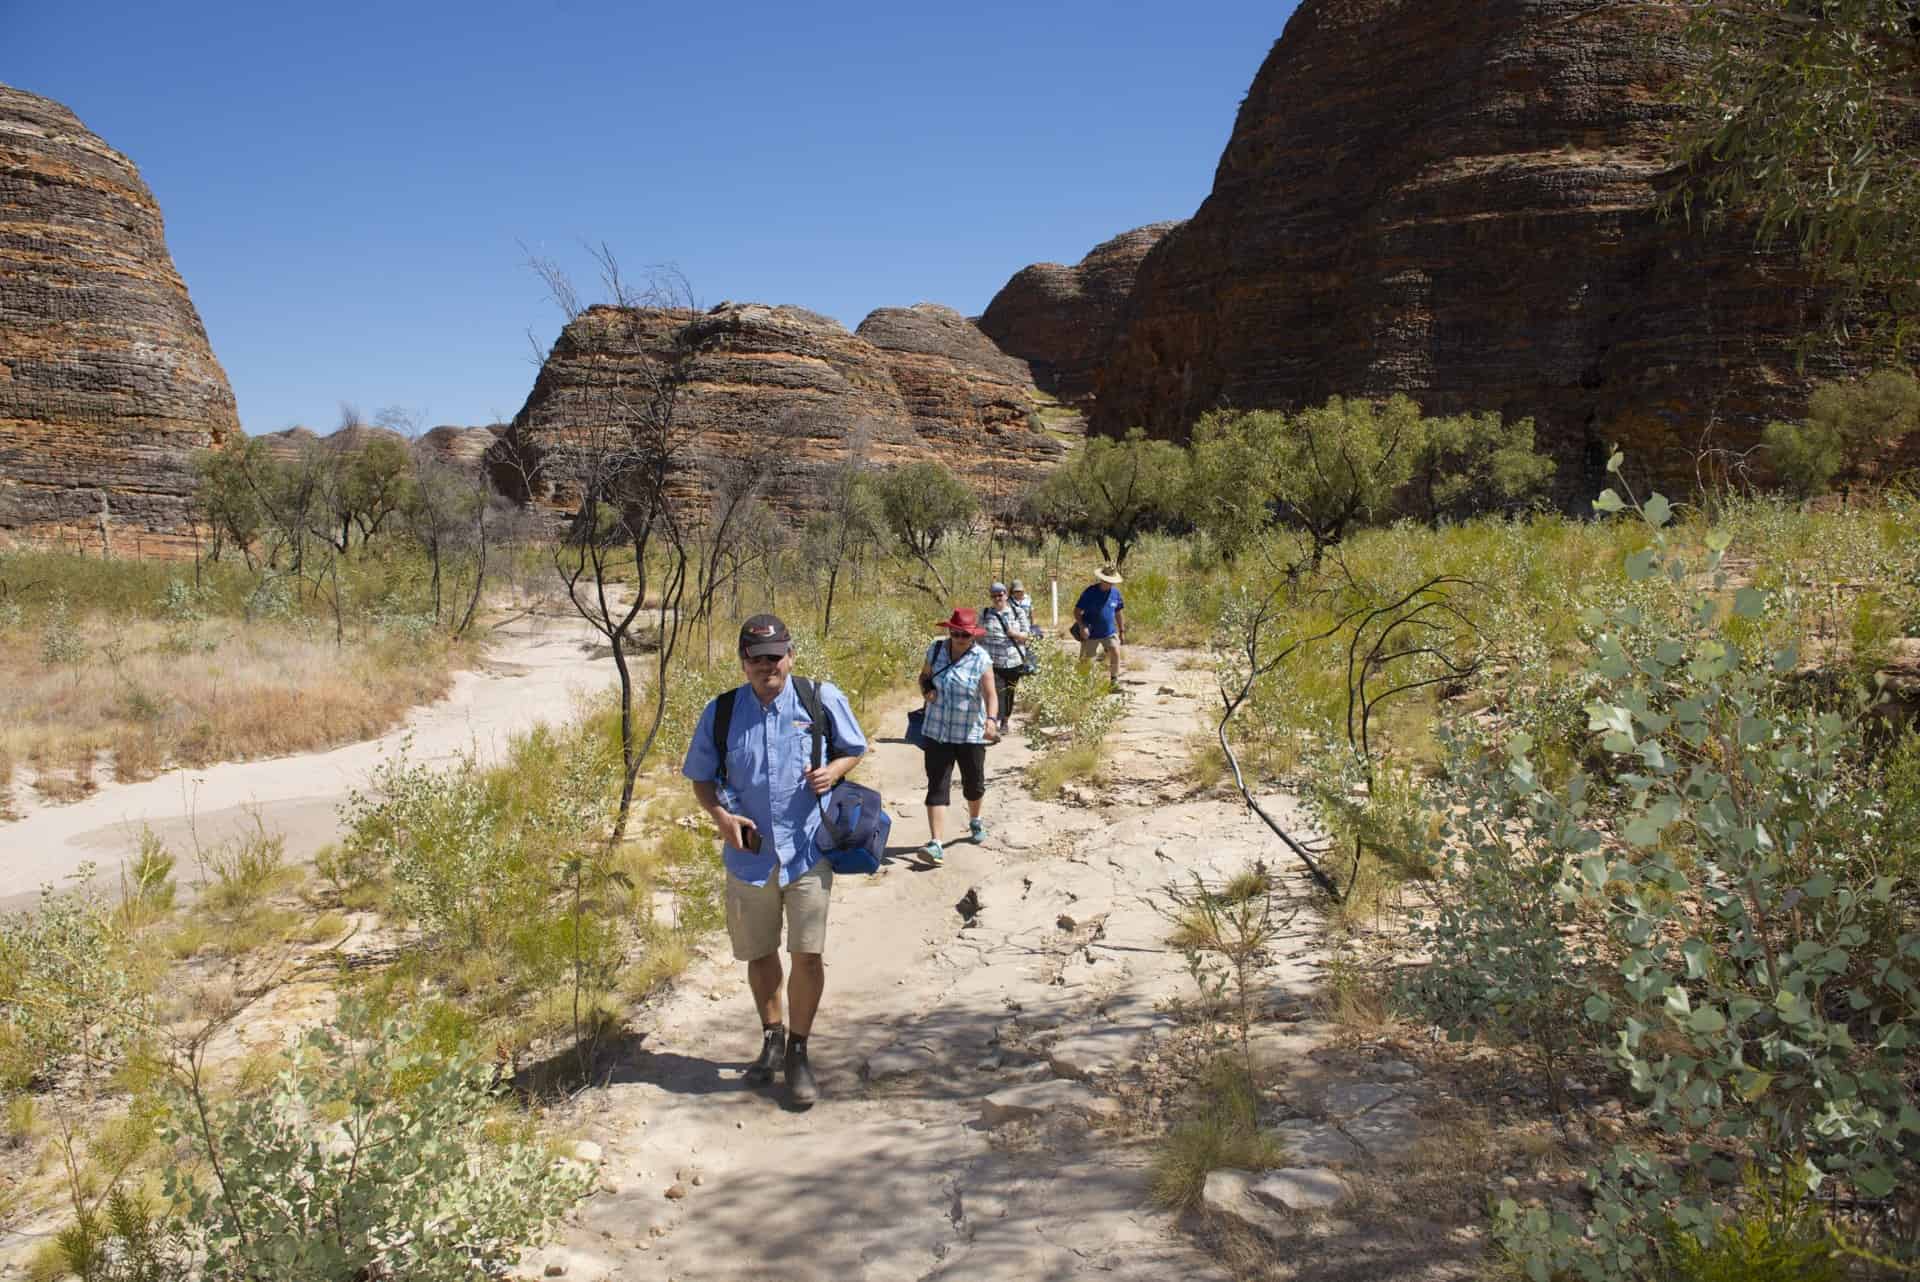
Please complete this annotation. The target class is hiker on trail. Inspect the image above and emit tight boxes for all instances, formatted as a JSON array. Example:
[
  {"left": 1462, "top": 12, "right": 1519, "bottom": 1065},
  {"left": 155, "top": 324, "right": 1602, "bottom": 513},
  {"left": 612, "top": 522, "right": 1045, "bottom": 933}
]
[
  {"left": 1008, "top": 579, "right": 1041, "bottom": 640},
  {"left": 917, "top": 607, "right": 999, "bottom": 866},
  {"left": 682, "top": 613, "right": 868, "bottom": 1107},
  {"left": 981, "top": 580, "right": 1031, "bottom": 735},
  {"left": 1074, "top": 566, "right": 1125, "bottom": 688}
]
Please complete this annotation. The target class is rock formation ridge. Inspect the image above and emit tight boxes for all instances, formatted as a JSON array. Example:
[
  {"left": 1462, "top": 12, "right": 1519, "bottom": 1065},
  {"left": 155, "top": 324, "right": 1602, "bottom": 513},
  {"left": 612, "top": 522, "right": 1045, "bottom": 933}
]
[
  {"left": 492, "top": 301, "right": 1063, "bottom": 521},
  {"left": 978, "top": 221, "right": 1185, "bottom": 409},
  {"left": 0, "top": 83, "right": 239, "bottom": 547},
  {"left": 1089, "top": 0, "right": 1868, "bottom": 499}
]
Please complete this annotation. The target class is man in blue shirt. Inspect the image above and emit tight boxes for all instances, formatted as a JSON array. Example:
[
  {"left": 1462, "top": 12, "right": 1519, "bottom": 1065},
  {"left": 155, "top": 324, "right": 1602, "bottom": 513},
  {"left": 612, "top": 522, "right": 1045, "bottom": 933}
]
[
  {"left": 683, "top": 613, "right": 867, "bottom": 1105},
  {"left": 1073, "top": 566, "right": 1126, "bottom": 688}
]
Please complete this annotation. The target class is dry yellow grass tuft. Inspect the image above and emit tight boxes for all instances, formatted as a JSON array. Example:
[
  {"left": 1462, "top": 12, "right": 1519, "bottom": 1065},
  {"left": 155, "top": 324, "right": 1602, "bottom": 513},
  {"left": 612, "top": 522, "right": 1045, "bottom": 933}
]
[{"left": 0, "top": 616, "right": 469, "bottom": 806}]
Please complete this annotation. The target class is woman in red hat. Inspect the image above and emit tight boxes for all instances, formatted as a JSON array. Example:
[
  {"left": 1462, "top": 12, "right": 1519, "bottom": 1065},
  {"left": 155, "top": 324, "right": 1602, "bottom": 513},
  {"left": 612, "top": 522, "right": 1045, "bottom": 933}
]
[{"left": 915, "top": 607, "right": 1000, "bottom": 865}]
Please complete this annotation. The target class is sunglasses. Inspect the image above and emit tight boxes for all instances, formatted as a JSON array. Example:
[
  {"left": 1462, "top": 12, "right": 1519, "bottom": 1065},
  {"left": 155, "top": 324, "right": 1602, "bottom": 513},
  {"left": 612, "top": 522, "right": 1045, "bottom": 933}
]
[
  {"left": 743, "top": 653, "right": 784, "bottom": 666},
  {"left": 990, "top": 591, "right": 1006, "bottom": 597}
]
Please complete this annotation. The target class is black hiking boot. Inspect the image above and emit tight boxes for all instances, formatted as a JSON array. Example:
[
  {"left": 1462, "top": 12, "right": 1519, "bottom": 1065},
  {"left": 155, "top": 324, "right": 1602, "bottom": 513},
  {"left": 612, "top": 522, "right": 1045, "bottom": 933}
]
[
  {"left": 784, "top": 1037, "right": 819, "bottom": 1107},
  {"left": 745, "top": 1024, "right": 785, "bottom": 1085}
]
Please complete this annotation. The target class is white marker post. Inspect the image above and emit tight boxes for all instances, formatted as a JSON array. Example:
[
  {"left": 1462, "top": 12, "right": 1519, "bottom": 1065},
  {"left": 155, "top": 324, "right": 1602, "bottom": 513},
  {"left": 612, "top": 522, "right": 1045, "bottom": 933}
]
[{"left": 1050, "top": 579, "right": 1058, "bottom": 633}]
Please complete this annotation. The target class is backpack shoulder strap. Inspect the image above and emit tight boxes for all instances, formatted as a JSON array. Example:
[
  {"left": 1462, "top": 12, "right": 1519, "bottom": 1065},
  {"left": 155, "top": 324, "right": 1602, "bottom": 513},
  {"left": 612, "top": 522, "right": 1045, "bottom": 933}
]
[
  {"left": 711, "top": 687, "right": 738, "bottom": 785},
  {"left": 792, "top": 676, "right": 837, "bottom": 768}
]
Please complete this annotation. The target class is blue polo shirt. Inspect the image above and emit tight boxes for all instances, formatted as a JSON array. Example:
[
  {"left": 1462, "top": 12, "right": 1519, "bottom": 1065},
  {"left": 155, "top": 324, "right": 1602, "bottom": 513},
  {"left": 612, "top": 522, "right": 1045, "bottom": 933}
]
[
  {"left": 681, "top": 678, "right": 867, "bottom": 887},
  {"left": 1074, "top": 584, "right": 1124, "bottom": 639}
]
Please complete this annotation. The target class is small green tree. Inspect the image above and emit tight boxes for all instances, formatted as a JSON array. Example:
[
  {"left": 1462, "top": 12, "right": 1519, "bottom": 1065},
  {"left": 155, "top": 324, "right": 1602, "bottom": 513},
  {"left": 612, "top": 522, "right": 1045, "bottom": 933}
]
[
  {"left": 193, "top": 439, "right": 265, "bottom": 566},
  {"left": 1185, "top": 409, "right": 1285, "bottom": 560},
  {"left": 1809, "top": 367, "right": 1920, "bottom": 494},
  {"left": 1030, "top": 428, "right": 1188, "bottom": 566},
  {"left": 1403, "top": 410, "right": 1555, "bottom": 526},
  {"left": 865, "top": 460, "right": 976, "bottom": 597},
  {"left": 1764, "top": 369, "right": 1920, "bottom": 499},
  {"left": 1273, "top": 395, "right": 1424, "bottom": 566},
  {"left": 1761, "top": 418, "right": 1843, "bottom": 499},
  {"left": 336, "top": 434, "right": 415, "bottom": 546}
]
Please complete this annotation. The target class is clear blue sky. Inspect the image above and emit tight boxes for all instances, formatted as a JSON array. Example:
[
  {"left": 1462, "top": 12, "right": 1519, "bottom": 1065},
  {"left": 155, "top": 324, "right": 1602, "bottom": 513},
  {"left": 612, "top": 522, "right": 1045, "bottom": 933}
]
[{"left": 7, "top": 0, "right": 1293, "bottom": 433}]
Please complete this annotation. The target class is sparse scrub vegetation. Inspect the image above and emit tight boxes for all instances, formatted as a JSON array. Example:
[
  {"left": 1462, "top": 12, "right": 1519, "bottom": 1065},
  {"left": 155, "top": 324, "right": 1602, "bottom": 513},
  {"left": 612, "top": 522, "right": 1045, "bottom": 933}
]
[
  {"left": 0, "top": 547, "right": 478, "bottom": 803},
  {"left": 7, "top": 363, "right": 1920, "bottom": 1279}
]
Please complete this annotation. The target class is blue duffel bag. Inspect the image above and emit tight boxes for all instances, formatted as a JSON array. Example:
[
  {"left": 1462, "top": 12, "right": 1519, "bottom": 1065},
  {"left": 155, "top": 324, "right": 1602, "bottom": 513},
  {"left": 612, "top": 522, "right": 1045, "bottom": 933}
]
[{"left": 813, "top": 780, "right": 890, "bottom": 875}]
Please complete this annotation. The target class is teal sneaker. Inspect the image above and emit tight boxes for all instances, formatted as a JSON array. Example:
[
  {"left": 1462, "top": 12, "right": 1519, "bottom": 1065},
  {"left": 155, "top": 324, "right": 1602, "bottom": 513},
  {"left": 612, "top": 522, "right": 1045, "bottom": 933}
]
[
  {"left": 922, "top": 840, "right": 944, "bottom": 865},
  {"left": 969, "top": 818, "right": 988, "bottom": 843}
]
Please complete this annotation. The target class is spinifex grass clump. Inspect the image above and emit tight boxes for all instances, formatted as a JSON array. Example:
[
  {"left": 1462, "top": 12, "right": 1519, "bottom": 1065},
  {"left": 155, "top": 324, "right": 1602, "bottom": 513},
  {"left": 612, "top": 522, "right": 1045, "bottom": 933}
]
[{"left": 1150, "top": 1055, "right": 1286, "bottom": 1212}]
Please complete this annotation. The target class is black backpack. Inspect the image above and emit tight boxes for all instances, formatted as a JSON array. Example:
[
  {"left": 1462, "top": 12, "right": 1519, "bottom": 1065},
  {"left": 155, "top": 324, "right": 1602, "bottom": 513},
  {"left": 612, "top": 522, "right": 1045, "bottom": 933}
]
[{"left": 711, "top": 677, "right": 847, "bottom": 786}]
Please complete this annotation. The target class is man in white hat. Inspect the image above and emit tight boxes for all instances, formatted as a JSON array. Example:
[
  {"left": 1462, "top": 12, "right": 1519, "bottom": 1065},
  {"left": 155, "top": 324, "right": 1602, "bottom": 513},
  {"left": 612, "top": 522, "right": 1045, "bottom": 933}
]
[{"left": 1073, "top": 566, "right": 1125, "bottom": 688}]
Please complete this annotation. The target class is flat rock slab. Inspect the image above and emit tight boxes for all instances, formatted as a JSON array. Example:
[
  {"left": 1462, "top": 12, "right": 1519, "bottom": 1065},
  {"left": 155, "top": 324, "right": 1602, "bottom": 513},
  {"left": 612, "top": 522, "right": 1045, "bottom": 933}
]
[
  {"left": 1274, "top": 1119, "right": 1365, "bottom": 1166},
  {"left": 980, "top": 1079, "right": 1108, "bottom": 1127},
  {"left": 1202, "top": 1169, "right": 1293, "bottom": 1239},
  {"left": 1342, "top": 1099, "right": 1423, "bottom": 1154},
  {"left": 864, "top": 1045, "right": 936, "bottom": 1081},
  {"left": 1250, "top": 1167, "right": 1350, "bottom": 1212},
  {"left": 1047, "top": 1021, "right": 1161, "bottom": 1079},
  {"left": 1323, "top": 1081, "right": 1401, "bottom": 1117}
]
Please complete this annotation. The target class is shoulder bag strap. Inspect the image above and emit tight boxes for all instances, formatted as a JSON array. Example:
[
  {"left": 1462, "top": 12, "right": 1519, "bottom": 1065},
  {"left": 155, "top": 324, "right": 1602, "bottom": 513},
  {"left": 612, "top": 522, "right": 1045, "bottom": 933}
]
[{"left": 990, "top": 607, "right": 1029, "bottom": 665}]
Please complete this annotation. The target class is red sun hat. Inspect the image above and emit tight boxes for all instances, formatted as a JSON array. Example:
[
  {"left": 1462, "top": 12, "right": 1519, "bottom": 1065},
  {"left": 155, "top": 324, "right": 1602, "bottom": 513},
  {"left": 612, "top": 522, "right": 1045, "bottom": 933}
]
[{"left": 936, "top": 607, "right": 986, "bottom": 638}]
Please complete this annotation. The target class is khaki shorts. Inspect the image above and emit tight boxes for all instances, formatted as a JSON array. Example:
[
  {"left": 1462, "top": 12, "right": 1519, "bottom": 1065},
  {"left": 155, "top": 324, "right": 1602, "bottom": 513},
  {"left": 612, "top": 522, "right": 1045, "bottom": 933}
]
[
  {"left": 725, "top": 861, "right": 833, "bottom": 961},
  {"left": 1078, "top": 634, "right": 1120, "bottom": 660}
]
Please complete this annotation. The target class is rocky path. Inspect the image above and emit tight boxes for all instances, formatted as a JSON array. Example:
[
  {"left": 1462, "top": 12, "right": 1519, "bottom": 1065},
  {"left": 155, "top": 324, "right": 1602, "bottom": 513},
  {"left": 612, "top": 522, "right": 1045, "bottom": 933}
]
[
  {"left": 526, "top": 646, "right": 1350, "bottom": 1282},
  {"left": 0, "top": 609, "right": 609, "bottom": 908}
]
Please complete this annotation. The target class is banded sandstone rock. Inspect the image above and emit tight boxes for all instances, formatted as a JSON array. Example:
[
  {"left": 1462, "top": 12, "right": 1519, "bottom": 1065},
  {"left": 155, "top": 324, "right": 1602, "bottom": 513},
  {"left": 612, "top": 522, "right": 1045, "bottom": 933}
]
[
  {"left": 0, "top": 83, "right": 239, "bottom": 546},
  {"left": 494, "top": 301, "right": 1061, "bottom": 521},
  {"left": 978, "top": 221, "right": 1184, "bottom": 408},
  {"left": 1093, "top": 1, "right": 1869, "bottom": 500},
  {"left": 855, "top": 303, "right": 1062, "bottom": 497},
  {"left": 417, "top": 425, "right": 504, "bottom": 469}
]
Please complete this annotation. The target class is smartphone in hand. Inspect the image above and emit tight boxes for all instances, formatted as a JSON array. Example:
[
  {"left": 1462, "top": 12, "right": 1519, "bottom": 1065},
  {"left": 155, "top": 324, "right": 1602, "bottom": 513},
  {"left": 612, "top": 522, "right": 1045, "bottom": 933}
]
[{"left": 739, "top": 821, "right": 761, "bottom": 853}]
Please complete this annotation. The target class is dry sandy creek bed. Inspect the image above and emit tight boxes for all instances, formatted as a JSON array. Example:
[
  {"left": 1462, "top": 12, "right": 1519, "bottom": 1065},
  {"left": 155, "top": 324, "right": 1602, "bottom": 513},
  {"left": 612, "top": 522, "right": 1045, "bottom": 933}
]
[{"left": 1, "top": 620, "right": 1487, "bottom": 1281}]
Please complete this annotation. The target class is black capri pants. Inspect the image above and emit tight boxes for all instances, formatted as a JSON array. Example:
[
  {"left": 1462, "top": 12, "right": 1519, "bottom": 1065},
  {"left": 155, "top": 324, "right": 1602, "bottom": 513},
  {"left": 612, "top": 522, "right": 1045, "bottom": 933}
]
[
  {"left": 924, "top": 739, "right": 988, "bottom": 806},
  {"left": 991, "top": 666, "right": 1023, "bottom": 722}
]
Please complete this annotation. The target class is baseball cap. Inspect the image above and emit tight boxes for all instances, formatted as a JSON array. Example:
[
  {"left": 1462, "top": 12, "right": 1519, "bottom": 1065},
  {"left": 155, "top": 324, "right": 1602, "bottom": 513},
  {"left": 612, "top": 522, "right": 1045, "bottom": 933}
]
[
  {"left": 989, "top": 581, "right": 1008, "bottom": 594},
  {"left": 1009, "top": 579, "right": 1026, "bottom": 592},
  {"left": 738, "top": 613, "right": 792, "bottom": 658}
]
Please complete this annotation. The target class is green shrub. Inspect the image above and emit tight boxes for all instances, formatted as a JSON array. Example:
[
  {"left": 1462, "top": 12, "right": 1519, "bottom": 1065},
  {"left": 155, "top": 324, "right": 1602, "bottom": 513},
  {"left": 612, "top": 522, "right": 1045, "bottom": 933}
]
[
  {"left": 341, "top": 746, "right": 539, "bottom": 948},
  {"left": 194, "top": 823, "right": 288, "bottom": 913},
  {"left": 1423, "top": 464, "right": 1920, "bottom": 1276},
  {"left": 0, "top": 867, "right": 149, "bottom": 1092},
  {"left": 1762, "top": 418, "right": 1842, "bottom": 498},
  {"left": 1655, "top": 1172, "right": 1844, "bottom": 1282},
  {"left": 159, "top": 1001, "right": 592, "bottom": 1281},
  {"left": 39, "top": 591, "right": 88, "bottom": 667}
]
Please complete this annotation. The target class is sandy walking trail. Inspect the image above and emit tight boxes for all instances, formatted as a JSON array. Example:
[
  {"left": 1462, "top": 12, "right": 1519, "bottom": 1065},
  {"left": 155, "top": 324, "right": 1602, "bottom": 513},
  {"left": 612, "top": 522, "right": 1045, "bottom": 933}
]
[
  {"left": 0, "top": 610, "right": 611, "bottom": 909},
  {"left": 521, "top": 645, "right": 1371, "bottom": 1282}
]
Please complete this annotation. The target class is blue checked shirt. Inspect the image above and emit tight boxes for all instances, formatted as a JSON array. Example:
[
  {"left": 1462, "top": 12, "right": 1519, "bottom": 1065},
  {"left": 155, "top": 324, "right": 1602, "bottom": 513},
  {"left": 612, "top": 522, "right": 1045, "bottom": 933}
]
[
  {"left": 681, "top": 678, "right": 867, "bottom": 887},
  {"left": 921, "top": 639, "right": 992, "bottom": 744},
  {"left": 981, "top": 604, "right": 1027, "bottom": 669}
]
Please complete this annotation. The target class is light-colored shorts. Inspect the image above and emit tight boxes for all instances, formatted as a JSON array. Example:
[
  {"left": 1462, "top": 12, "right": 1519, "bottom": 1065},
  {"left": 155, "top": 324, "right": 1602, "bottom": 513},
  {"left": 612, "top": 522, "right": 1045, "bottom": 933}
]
[
  {"left": 1078, "top": 634, "right": 1120, "bottom": 660},
  {"left": 725, "top": 861, "right": 833, "bottom": 961}
]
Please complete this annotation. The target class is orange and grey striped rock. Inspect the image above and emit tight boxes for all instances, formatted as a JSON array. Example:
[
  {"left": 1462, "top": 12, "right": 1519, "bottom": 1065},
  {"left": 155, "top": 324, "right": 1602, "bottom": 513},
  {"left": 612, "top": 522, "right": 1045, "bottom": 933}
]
[
  {"left": 1092, "top": 0, "right": 1880, "bottom": 501},
  {"left": 0, "top": 83, "right": 239, "bottom": 547}
]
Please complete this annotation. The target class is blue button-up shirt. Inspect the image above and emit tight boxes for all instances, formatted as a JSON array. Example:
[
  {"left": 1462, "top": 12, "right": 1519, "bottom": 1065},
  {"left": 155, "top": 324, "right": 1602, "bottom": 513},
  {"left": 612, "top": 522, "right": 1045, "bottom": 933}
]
[{"left": 681, "top": 678, "right": 868, "bottom": 887}]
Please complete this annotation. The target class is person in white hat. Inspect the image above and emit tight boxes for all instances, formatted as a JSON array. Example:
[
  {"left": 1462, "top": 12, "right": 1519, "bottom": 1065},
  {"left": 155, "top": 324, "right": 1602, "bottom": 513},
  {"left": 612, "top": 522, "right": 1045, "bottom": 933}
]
[{"left": 1073, "top": 566, "right": 1125, "bottom": 688}]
